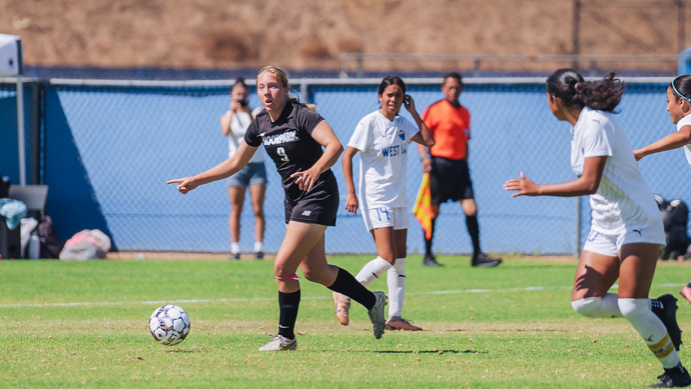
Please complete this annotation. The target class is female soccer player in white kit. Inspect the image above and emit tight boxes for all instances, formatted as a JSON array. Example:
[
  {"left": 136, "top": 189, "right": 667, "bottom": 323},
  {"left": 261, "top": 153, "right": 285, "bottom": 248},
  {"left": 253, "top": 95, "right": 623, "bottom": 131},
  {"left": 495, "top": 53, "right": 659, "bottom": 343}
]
[
  {"left": 504, "top": 69, "right": 690, "bottom": 388},
  {"left": 634, "top": 75, "right": 691, "bottom": 166},
  {"left": 633, "top": 74, "right": 691, "bottom": 305},
  {"left": 334, "top": 76, "right": 434, "bottom": 331}
]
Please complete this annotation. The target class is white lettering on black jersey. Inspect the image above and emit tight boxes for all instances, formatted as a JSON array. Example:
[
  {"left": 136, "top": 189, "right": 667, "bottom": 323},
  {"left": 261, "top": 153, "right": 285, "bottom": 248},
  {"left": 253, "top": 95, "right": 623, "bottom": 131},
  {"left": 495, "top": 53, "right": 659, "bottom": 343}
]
[
  {"left": 245, "top": 101, "right": 329, "bottom": 193},
  {"left": 262, "top": 130, "right": 298, "bottom": 146}
]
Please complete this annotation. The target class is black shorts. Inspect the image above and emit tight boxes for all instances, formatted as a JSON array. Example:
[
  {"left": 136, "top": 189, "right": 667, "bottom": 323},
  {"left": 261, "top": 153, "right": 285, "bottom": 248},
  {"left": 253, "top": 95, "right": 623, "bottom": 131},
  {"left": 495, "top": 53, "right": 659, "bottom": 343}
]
[
  {"left": 284, "top": 170, "right": 339, "bottom": 227},
  {"left": 429, "top": 156, "right": 474, "bottom": 205}
]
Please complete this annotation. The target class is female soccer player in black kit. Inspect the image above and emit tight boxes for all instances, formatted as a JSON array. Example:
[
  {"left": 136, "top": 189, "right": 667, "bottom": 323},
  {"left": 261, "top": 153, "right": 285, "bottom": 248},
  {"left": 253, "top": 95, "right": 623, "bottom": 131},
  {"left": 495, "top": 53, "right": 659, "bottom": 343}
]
[{"left": 167, "top": 65, "right": 387, "bottom": 351}]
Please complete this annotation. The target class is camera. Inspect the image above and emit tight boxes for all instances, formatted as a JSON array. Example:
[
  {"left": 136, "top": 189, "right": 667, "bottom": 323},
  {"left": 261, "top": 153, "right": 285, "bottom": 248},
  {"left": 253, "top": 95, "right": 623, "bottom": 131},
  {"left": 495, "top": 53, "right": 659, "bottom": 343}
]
[{"left": 239, "top": 98, "right": 248, "bottom": 107}]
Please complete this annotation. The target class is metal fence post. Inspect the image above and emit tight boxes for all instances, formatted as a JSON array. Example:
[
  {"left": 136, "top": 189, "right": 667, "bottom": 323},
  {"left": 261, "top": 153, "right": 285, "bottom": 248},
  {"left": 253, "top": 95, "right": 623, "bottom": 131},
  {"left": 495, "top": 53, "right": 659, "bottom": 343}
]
[
  {"left": 300, "top": 79, "right": 309, "bottom": 105},
  {"left": 356, "top": 54, "right": 364, "bottom": 78},
  {"left": 16, "top": 76, "right": 26, "bottom": 185},
  {"left": 30, "top": 81, "right": 42, "bottom": 185}
]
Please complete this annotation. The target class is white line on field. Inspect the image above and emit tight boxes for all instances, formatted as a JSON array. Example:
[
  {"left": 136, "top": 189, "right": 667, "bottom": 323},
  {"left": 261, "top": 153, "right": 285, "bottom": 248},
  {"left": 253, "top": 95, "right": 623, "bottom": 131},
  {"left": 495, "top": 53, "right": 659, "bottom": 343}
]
[{"left": 0, "top": 283, "right": 685, "bottom": 309}]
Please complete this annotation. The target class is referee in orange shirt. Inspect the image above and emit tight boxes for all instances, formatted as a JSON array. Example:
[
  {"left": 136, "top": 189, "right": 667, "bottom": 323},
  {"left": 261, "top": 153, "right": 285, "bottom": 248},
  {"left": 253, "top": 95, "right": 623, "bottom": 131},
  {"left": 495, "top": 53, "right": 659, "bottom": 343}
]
[{"left": 416, "top": 72, "right": 502, "bottom": 267}]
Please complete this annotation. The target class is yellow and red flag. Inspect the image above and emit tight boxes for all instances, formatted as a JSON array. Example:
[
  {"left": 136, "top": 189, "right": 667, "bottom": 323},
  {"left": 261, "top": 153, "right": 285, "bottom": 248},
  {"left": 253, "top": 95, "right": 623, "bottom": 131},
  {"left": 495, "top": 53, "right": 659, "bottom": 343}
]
[{"left": 412, "top": 173, "right": 433, "bottom": 240}]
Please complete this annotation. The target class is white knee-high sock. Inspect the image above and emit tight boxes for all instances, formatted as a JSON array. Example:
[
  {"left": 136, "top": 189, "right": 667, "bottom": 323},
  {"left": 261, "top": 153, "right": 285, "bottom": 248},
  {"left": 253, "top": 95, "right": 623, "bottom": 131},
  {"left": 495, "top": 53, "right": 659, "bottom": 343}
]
[
  {"left": 355, "top": 257, "right": 392, "bottom": 287},
  {"left": 618, "top": 298, "right": 680, "bottom": 369},
  {"left": 387, "top": 258, "right": 406, "bottom": 319},
  {"left": 571, "top": 294, "right": 621, "bottom": 318}
]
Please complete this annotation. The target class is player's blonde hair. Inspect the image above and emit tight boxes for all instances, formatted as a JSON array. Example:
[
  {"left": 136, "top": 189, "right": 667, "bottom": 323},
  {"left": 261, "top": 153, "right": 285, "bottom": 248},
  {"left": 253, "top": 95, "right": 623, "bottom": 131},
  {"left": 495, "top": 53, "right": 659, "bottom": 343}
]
[
  {"left": 257, "top": 65, "right": 317, "bottom": 111},
  {"left": 257, "top": 65, "right": 290, "bottom": 90}
]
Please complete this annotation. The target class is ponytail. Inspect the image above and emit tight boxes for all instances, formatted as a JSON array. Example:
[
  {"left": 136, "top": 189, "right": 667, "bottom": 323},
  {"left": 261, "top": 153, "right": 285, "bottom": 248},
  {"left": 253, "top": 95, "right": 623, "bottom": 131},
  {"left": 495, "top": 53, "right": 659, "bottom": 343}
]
[
  {"left": 288, "top": 96, "right": 318, "bottom": 112},
  {"left": 577, "top": 73, "right": 624, "bottom": 112},
  {"left": 547, "top": 69, "right": 624, "bottom": 113}
]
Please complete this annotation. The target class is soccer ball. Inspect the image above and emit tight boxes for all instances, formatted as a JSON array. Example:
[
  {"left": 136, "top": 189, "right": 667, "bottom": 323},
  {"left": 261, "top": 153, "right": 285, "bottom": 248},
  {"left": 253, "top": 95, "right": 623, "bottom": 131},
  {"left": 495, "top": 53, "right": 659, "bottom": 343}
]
[{"left": 149, "top": 304, "right": 191, "bottom": 346}]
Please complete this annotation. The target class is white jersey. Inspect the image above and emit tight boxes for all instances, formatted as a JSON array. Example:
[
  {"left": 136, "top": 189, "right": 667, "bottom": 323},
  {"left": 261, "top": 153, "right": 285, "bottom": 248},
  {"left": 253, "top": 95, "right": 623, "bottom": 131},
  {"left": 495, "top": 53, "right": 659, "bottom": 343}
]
[
  {"left": 676, "top": 114, "right": 691, "bottom": 169},
  {"left": 348, "top": 110, "right": 419, "bottom": 208},
  {"left": 571, "top": 106, "right": 661, "bottom": 235},
  {"left": 227, "top": 108, "right": 264, "bottom": 164}
]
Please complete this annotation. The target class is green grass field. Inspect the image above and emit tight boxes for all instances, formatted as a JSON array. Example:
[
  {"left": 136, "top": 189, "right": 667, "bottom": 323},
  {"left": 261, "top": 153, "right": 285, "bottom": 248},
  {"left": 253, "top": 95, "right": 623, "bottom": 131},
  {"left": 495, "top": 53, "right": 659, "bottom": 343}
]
[{"left": 1, "top": 255, "right": 690, "bottom": 388}]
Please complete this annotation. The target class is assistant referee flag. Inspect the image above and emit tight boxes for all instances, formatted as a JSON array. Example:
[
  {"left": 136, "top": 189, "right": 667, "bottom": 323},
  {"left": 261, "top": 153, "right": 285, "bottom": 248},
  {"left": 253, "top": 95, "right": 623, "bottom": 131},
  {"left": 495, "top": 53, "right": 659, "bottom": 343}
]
[{"left": 412, "top": 173, "right": 433, "bottom": 239}]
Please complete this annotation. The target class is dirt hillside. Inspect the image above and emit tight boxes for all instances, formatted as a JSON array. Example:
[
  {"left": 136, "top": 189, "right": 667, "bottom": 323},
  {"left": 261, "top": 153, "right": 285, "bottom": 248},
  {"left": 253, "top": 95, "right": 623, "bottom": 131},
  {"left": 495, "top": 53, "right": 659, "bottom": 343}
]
[{"left": 1, "top": 0, "right": 685, "bottom": 74}]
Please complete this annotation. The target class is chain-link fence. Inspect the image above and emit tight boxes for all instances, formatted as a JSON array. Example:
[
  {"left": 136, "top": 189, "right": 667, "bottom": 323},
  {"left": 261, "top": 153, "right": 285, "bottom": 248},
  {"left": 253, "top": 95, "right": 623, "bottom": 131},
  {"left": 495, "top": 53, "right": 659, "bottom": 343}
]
[
  {"left": 0, "top": 81, "right": 35, "bottom": 186},
  {"left": 2, "top": 77, "right": 686, "bottom": 257}
]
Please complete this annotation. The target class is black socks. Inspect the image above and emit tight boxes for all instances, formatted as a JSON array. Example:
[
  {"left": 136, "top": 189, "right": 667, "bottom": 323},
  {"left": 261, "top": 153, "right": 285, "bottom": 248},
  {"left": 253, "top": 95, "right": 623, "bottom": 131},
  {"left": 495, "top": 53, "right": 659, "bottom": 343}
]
[
  {"left": 424, "top": 219, "right": 436, "bottom": 256},
  {"left": 328, "top": 267, "right": 376, "bottom": 310},
  {"left": 278, "top": 290, "right": 300, "bottom": 339},
  {"left": 278, "top": 267, "right": 378, "bottom": 339},
  {"left": 425, "top": 216, "right": 482, "bottom": 257},
  {"left": 466, "top": 215, "right": 481, "bottom": 256},
  {"left": 665, "top": 362, "right": 688, "bottom": 375}
]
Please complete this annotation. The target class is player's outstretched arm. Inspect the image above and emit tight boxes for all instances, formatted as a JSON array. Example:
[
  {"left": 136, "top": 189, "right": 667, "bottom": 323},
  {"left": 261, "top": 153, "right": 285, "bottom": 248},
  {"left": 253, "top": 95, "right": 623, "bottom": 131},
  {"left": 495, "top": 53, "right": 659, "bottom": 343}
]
[
  {"left": 633, "top": 125, "right": 691, "bottom": 161},
  {"left": 167, "top": 142, "right": 258, "bottom": 194},
  {"left": 504, "top": 156, "right": 607, "bottom": 197}
]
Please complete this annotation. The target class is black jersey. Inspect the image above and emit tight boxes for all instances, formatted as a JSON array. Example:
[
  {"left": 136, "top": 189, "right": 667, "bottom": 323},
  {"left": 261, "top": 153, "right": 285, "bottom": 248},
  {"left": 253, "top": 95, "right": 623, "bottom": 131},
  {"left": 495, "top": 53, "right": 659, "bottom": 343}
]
[{"left": 245, "top": 100, "right": 337, "bottom": 200}]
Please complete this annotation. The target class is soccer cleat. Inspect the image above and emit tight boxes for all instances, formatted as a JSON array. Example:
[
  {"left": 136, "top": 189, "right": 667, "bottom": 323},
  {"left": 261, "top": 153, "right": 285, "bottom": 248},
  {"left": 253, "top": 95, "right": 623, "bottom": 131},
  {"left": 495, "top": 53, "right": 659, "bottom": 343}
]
[
  {"left": 385, "top": 316, "right": 422, "bottom": 331},
  {"left": 258, "top": 334, "right": 297, "bottom": 351},
  {"left": 471, "top": 253, "right": 502, "bottom": 267},
  {"left": 231, "top": 252, "right": 240, "bottom": 260},
  {"left": 254, "top": 251, "right": 264, "bottom": 260},
  {"left": 332, "top": 292, "right": 351, "bottom": 326},
  {"left": 681, "top": 285, "right": 691, "bottom": 304},
  {"left": 367, "top": 291, "right": 387, "bottom": 339},
  {"left": 648, "top": 370, "right": 691, "bottom": 388},
  {"left": 654, "top": 294, "right": 683, "bottom": 351},
  {"left": 422, "top": 254, "right": 443, "bottom": 267}
]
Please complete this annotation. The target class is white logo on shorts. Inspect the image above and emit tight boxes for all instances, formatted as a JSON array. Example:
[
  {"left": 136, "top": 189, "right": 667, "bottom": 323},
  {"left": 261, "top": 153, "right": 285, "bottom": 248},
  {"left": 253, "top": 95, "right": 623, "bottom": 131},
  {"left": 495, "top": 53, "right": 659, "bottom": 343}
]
[{"left": 302, "top": 210, "right": 312, "bottom": 216}]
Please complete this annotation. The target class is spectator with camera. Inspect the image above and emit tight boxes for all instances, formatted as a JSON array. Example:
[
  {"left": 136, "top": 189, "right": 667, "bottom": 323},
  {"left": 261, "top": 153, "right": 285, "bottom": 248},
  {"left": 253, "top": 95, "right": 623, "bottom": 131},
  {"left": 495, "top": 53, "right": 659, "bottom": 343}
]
[{"left": 221, "top": 77, "right": 267, "bottom": 260}]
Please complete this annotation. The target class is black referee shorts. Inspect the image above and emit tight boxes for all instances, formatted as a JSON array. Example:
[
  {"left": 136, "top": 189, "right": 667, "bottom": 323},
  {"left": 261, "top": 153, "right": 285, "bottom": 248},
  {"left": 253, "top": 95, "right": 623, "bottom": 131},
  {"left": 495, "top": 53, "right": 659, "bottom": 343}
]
[{"left": 429, "top": 156, "right": 474, "bottom": 205}]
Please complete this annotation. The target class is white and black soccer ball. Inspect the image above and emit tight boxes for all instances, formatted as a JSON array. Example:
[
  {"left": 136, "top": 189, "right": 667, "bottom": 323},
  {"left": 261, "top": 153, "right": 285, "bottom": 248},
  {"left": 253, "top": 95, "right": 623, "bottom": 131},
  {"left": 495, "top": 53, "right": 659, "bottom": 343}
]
[{"left": 149, "top": 304, "right": 191, "bottom": 346}]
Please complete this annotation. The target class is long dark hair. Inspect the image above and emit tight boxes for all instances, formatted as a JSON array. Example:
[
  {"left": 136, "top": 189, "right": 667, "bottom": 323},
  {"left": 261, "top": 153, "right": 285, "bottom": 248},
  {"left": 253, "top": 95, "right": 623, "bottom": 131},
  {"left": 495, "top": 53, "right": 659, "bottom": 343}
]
[
  {"left": 378, "top": 75, "right": 406, "bottom": 96},
  {"left": 546, "top": 68, "right": 624, "bottom": 113},
  {"left": 671, "top": 75, "right": 691, "bottom": 102}
]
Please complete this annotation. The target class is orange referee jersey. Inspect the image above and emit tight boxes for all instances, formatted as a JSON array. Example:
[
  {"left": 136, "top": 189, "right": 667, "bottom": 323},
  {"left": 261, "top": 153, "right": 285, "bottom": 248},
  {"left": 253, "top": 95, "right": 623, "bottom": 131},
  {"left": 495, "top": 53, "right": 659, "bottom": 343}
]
[{"left": 421, "top": 99, "right": 471, "bottom": 160}]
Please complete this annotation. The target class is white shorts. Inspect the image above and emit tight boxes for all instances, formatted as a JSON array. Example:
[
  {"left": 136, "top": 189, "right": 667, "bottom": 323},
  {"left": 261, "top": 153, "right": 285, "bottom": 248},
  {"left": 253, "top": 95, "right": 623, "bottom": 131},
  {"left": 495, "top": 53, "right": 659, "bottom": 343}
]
[
  {"left": 362, "top": 207, "right": 410, "bottom": 232},
  {"left": 582, "top": 220, "right": 666, "bottom": 257}
]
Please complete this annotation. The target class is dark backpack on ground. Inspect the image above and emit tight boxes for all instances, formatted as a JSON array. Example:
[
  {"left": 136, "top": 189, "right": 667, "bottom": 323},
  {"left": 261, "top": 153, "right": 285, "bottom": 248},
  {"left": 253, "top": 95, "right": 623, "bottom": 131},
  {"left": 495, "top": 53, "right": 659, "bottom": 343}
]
[
  {"left": 36, "top": 215, "right": 63, "bottom": 258},
  {"left": 655, "top": 195, "right": 689, "bottom": 260}
]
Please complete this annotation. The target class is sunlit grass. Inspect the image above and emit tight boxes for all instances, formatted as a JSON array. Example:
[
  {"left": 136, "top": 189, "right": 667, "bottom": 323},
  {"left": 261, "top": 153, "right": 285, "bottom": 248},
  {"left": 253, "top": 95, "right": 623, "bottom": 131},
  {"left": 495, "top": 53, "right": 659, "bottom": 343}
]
[{"left": 1, "top": 256, "right": 690, "bottom": 388}]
